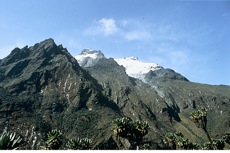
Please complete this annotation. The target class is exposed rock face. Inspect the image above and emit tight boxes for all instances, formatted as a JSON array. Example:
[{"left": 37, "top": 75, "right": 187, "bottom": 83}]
[
  {"left": 0, "top": 39, "right": 121, "bottom": 148},
  {"left": 75, "top": 49, "right": 105, "bottom": 67},
  {"left": 145, "top": 68, "right": 189, "bottom": 82},
  {"left": 0, "top": 38, "right": 230, "bottom": 149},
  {"left": 84, "top": 58, "right": 177, "bottom": 136}
]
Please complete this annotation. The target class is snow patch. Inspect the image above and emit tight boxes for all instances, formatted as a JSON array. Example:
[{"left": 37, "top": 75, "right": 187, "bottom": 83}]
[
  {"left": 75, "top": 49, "right": 163, "bottom": 82},
  {"left": 75, "top": 49, "right": 105, "bottom": 66},
  {"left": 114, "top": 57, "right": 162, "bottom": 82}
]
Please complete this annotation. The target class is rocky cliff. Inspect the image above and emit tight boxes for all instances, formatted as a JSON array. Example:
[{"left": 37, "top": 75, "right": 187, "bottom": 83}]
[{"left": 0, "top": 39, "right": 122, "bottom": 149}]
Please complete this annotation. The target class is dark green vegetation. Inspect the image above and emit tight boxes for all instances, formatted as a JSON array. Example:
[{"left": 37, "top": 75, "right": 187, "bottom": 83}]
[
  {"left": 163, "top": 108, "right": 229, "bottom": 150},
  {"left": 40, "top": 129, "right": 63, "bottom": 150},
  {"left": 112, "top": 117, "right": 149, "bottom": 149},
  {"left": 0, "top": 131, "right": 23, "bottom": 150},
  {"left": 1, "top": 113, "right": 229, "bottom": 150},
  {"left": 65, "top": 137, "right": 92, "bottom": 150},
  {"left": 0, "top": 129, "right": 93, "bottom": 150},
  {"left": 163, "top": 132, "right": 199, "bottom": 149},
  {"left": 0, "top": 38, "right": 230, "bottom": 149}
]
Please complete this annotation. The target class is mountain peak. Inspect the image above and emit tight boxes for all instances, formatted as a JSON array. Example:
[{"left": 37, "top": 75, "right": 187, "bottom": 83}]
[
  {"left": 29, "top": 38, "right": 56, "bottom": 51},
  {"left": 80, "top": 48, "right": 104, "bottom": 57},
  {"left": 74, "top": 49, "right": 164, "bottom": 82},
  {"left": 75, "top": 49, "right": 105, "bottom": 67},
  {"left": 1, "top": 38, "right": 61, "bottom": 66},
  {"left": 114, "top": 57, "right": 163, "bottom": 82},
  {"left": 40, "top": 38, "right": 55, "bottom": 45}
]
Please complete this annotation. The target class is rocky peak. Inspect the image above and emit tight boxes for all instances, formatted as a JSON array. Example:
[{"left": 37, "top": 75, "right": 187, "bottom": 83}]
[
  {"left": 29, "top": 38, "right": 56, "bottom": 51},
  {"left": 75, "top": 49, "right": 188, "bottom": 83},
  {"left": 80, "top": 48, "right": 104, "bottom": 56},
  {"left": 145, "top": 68, "right": 189, "bottom": 82},
  {"left": 75, "top": 49, "right": 105, "bottom": 67},
  {"left": 0, "top": 38, "right": 121, "bottom": 113},
  {"left": 0, "top": 38, "right": 81, "bottom": 94},
  {"left": 0, "top": 39, "right": 123, "bottom": 148},
  {"left": 0, "top": 38, "right": 62, "bottom": 66}
]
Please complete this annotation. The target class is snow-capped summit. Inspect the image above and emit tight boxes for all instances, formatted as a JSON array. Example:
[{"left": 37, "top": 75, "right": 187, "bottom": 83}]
[
  {"left": 75, "top": 49, "right": 105, "bottom": 67},
  {"left": 75, "top": 49, "right": 163, "bottom": 82},
  {"left": 114, "top": 57, "right": 163, "bottom": 82}
]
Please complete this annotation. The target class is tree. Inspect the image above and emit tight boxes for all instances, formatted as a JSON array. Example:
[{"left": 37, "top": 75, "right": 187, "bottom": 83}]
[
  {"left": 190, "top": 107, "right": 228, "bottom": 150},
  {"left": 163, "top": 132, "right": 176, "bottom": 149},
  {"left": 222, "top": 132, "right": 230, "bottom": 144},
  {"left": 190, "top": 107, "right": 207, "bottom": 130},
  {"left": 163, "top": 132, "right": 199, "bottom": 150},
  {"left": 212, "top": 139, "right": 225, "bottom": 150},
  {"left": 112, "top": 117, "right": 149, "bottom": 149},
  {"left": 201, "top": 142, "right": 213, "bottom": 150},
  {"left": 190, "top": 108, "right": 212, "bottom": 144},
  {"left": 201, "top": 139, "right": 225, "bottom": 150},
  {"left": 113, "top": 117, "right": 132, "bottom": 138}
]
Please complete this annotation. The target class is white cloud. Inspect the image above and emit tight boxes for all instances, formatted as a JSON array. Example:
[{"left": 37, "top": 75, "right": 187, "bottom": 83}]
[
  {"left": 84, "top": 18, "right": 153, "bottom": 41},
  {"left": 84, "top": 18, "right": 119, "bottom": 36},
  {"left": 119, "top": 19, "right": 152, "bottom": 41},
  {"left": 98, "top": 18, "right": 118, "bottom": 35}
]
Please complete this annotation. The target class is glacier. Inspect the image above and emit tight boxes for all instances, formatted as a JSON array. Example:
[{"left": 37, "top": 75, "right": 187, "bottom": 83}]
[{"left": 75, "top": 49, "right": 163, "bottom": 82}]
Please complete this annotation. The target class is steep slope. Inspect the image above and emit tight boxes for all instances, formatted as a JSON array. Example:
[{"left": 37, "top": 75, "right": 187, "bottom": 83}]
[
  {"left": 84, "top": 58, "right": 179, "bottom": 147},
  {"left": 75, "top": 51, "right": 196, "bottom": 142},
  {"left": 74, "top": 49, "right": 188, "bottom": 122},
  {"left": 146, "top": 79, "right": 230, "bottom": 140},
  {"left": 0, "top": 39, "right": 121, "bottom": 149},
  {"left": 75, "top": 48, "right": 230, "bottom": 146}
]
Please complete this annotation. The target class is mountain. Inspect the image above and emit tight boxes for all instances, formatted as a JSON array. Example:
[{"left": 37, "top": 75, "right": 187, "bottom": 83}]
[
  {"left": 0, "top": 39, "right": 121, "bottom": 149},
  {"left": 114, "top": 57, "right": 163, "bottom": 82},
  {"left": 0, "top": 38, "right": 230, "bottom": 150},
  {"left": 75, "top": 48, "right": 105, "bottom": 67},
  {"left": 75, "top": 49, "right": 164, "bottom": 82},
  {"left": 75, "top": 49, "right": 187, "bottom": 82},
  {"left": 75, "top": 48, "right": 230, "bottom": 147}
]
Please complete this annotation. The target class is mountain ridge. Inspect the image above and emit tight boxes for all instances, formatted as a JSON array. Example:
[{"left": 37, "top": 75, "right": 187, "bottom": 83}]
[
  {"left": 74, "top": 49, "right": 188, "bottom": 83},
  {"left": 0, "top": 38, "right": 229, "bottom": 149}
]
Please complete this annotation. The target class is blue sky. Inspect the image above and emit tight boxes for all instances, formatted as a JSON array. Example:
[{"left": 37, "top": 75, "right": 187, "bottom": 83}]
[{"left": 0, "top": 0, "right": 230, "bottom": 85}]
